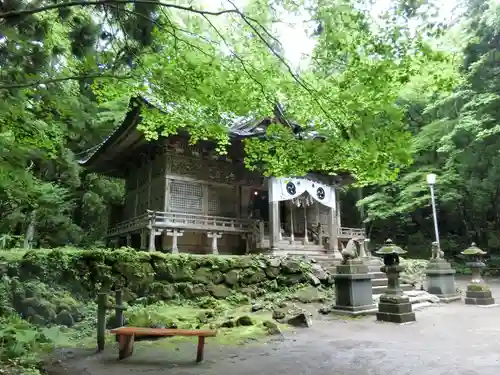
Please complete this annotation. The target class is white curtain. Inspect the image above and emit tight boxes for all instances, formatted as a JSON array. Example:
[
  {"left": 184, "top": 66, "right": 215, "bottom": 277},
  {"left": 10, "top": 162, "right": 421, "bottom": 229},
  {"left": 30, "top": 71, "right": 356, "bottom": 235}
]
[{"left": 269, "top": 177, "right": 336, "bottom": 208}]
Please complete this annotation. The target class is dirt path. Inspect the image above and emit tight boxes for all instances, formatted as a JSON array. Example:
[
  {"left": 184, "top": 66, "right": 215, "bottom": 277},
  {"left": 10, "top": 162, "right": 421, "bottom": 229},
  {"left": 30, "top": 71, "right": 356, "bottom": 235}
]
[{"left": 44, "top": 279, "right": 500, "bottom": 375}]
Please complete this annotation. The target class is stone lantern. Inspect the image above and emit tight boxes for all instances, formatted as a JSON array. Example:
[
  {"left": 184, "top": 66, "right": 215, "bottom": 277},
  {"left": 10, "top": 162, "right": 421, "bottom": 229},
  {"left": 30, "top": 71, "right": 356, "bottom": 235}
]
[
  {"left": 461, "top": 243, "right": 495, "bottom": 305},
  {"left": 375, "top": 239, "right": 416, "bottom": 323}
]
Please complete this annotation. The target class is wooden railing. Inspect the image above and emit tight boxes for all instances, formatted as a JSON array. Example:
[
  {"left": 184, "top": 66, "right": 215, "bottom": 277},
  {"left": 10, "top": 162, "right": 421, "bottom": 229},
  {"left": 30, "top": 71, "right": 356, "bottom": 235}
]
[
  {"left": 338, "top": 227, "right": 365, "bottom": 238},
  {"left": 107, "top": 210, "right": 365, "bottom": 240},
  {"left": 150, "top": 211, "right": 253, "bottom": 233},
  {"left": 106, "top": 213, "right": 150, "bottom": 236}
]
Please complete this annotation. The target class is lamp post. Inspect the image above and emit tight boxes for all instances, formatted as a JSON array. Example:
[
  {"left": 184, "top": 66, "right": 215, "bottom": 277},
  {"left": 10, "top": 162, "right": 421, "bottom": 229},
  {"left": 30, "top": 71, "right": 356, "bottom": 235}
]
[
  {"left": 424, "top": 173, "right": 461, "bottom": 302},
  {"left": 426, "top": 173, "right": 440, "bottom": 249}
]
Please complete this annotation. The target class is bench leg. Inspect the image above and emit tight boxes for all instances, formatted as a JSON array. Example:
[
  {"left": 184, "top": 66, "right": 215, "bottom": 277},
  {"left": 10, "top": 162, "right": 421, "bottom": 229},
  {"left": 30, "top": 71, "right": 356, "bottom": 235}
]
[
  {"left": 118, "top": 334, "right": 135, "bottom": 360},
  {"left": 196, "top": 336, "right": 205, "bottom": 362}
]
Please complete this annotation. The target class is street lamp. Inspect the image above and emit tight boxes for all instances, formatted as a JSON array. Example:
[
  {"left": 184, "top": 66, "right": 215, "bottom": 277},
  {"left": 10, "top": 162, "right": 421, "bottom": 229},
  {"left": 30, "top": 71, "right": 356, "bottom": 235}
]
[{"left": 426, "top": 173, "right": 440, "bottom": 249}]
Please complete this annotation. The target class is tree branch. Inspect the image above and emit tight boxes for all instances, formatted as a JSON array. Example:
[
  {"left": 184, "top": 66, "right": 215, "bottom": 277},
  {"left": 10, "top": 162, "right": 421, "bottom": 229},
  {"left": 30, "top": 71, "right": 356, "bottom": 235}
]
[
  {"left": 0, "top": 0, "right": 239, "bottom": 19},
  {"left": 0, "top": 73, "right": 131, "bottom": 90}
]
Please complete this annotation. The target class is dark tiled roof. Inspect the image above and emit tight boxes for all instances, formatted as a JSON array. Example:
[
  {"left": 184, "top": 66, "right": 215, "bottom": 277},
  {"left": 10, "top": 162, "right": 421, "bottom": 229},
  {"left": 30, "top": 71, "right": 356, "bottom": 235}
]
[{"left": 78, "top": 96, "right": 270, "bottom": 165}]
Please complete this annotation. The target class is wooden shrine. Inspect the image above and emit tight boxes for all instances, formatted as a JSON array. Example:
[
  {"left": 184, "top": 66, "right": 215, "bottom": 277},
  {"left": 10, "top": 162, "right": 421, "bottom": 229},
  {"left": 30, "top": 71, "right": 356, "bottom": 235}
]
[{"left": 79, "top": 97, "right": 365, "bottom": 255}]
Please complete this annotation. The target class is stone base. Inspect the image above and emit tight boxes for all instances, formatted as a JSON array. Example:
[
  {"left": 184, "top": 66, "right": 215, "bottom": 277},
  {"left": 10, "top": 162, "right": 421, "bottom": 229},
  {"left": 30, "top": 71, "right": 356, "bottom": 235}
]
[
  {"left": 435, "top": 294, "right": 462, "bottom": 303},
  {"left": 464, "top": 286, "right": 495, "bottom": 305},
  {"left": 425, "top": 259, "right": 460, "bottom": 303},
  {"left": 333, "top": 260, "right": 374, "bottom": 316},
  {"left": 376, "top": 294, "right": 416, "bottom": 324},
  {"left": 331, "top": 304, "right": 377, "bottom": 316}
]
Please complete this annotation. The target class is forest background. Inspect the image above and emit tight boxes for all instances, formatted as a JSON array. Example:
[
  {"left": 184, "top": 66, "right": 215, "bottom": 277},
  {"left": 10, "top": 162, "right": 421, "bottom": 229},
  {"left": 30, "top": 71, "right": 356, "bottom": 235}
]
[{"left": 0, "top": 0, "right": 497, "bottom": 259}]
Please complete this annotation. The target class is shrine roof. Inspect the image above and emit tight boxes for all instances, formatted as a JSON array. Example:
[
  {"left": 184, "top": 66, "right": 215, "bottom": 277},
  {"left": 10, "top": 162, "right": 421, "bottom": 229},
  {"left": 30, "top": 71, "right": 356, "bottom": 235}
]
[
  {"left": 78, "top": 96, "right": 276, "bottom": 171},
  {"left": 77, "top": 96, "right": 355, "bottom": 185}
]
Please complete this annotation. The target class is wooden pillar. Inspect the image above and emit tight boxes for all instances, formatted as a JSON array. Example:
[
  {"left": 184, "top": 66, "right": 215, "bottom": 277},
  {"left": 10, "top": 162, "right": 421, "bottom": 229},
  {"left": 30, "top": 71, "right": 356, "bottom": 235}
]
[
  {"left": 268, "top": 178, "right": 280, "bottom": 251},
  {"left": 147, "top": 155, "right": 152, "bottom": 209},
  {"left": 336, "top": 188, "right": 341, "bottom": 228},
  {"left": 316, "top": 203, "right": 323, "bottom": 246},
  {"left": 258, "top": 221, "right": 265, "bottom": 248},
  {"left": 328, "top": 206, "right": 340, "bottom": 257},
  {"left": 148, "top": 211, "right": 156, "bottom": 252},
  {"left": 303, "top": 204, "right": 308, "bottom": 244},
  {"left": 289, "top": 201, "right": 295, "bottom": 244},
  {"left": 148, "top": 229, "right": 155, "bottom": 252},
  {"left": 207, "top": 232, "right": 222, "bottom": 255},
  {"left": 166, "top": 229, "right": 183, "bottom": 253},
  {"left": 161, "top": 231, "right": 168, "bottom": 250},
  {"left": 140, "top": 230, "right": 147, "bottom": 250}
]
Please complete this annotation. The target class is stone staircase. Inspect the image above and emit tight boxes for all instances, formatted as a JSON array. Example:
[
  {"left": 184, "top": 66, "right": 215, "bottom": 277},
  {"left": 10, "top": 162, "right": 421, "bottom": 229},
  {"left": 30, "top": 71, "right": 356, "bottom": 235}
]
[{"left": 267, "top": 236, "right": 414, "bottom": 295}]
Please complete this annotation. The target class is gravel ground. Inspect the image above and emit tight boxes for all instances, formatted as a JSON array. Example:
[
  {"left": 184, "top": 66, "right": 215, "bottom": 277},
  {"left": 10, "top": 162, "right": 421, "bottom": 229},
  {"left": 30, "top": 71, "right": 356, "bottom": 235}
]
[{"left": 44, "top": 278, "right": 500, "bottom": 375}]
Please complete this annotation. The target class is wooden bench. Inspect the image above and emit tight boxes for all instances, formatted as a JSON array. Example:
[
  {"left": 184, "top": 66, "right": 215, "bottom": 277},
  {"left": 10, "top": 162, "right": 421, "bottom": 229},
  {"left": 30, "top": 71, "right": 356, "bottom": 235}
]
[{"left": 110, "top": 327, "right": 217, "bottom": 362}]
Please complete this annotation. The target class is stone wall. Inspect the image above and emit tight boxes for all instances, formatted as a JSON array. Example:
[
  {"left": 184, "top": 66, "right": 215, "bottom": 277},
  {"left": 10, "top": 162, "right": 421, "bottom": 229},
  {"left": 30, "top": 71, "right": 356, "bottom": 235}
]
[{"left": 0, "top": 249, "right": 333, "bottom": 303}]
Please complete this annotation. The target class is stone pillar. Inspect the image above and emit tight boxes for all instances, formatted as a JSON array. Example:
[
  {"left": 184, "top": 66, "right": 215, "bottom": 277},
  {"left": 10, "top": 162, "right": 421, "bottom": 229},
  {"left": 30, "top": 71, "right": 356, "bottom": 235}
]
[
  {"left": 375, "top": 239, "right": 416, "bottom": 324},
  {"left": 332, "top": 259, "right": 376, "bottom": 316},
  {"left": 125, "top": 234, "right": 132, "bottom": 248},
  {"left": 268, "top": 178, "right": 280, "bottom": 251},
  {"left": 166, "top": 229, "right": 183, "bottom": 254},
  {"left": 207, "top": 232, "right": 222, "bottom": 255},
  {"left": 425, "top": 242, "right": 460, "bottom": 303}
]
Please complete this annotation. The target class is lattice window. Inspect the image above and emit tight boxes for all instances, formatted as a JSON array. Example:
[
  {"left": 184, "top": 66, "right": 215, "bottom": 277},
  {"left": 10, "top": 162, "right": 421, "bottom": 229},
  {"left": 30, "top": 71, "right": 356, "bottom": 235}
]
[
  {"left": 207, "top": 187, "right": 220, "bottom": 215},
  {"left": 170, "top": 180, "right": 203, "bottom": 213}
]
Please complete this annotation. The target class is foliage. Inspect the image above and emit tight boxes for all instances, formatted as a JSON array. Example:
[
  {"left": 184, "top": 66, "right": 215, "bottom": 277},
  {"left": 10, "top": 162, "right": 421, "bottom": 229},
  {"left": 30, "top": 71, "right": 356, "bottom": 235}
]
[
  {"left": 357, "top": 0, "right": 500, "bottom": 257},
  {"left": 0, "top": 1, "right": 453, "bottom": 253}
]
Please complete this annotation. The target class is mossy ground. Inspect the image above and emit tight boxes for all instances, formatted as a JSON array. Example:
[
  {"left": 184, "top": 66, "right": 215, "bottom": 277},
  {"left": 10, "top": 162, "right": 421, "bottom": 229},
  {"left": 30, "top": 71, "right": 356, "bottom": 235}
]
[{"left": 0, "top": 247, "right": 336, "bottom": 375}]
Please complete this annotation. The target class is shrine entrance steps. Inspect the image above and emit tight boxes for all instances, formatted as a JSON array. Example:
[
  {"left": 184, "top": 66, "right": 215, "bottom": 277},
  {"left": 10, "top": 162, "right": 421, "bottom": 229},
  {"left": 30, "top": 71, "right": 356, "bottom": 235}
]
[{"left": 260, "top": 236, "right": 415, "bottom": 295}]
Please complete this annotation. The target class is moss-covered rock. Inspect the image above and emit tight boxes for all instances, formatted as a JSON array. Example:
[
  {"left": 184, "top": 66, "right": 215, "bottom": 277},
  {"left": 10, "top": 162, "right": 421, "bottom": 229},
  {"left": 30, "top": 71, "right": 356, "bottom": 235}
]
[
  {"left": 193, "top": 267, "right": 223, "bottom": 284},
  {"left": 55, "top": 310, "right": 75, "bottom": 327},
  {"left": 236, "top": 315, "right": 253, "bottom": 326},
  {"left": 293, "top": 286, "right": 323, "bottom": 303},
  {"left": 282, "top": 259, "right": 302, "bottom": 274},
  {"left": 208, "top": 284, "right": 231, "bottom": 299},
  {"left": 224, "top": 269, "right": 240, "bottom": 285}
]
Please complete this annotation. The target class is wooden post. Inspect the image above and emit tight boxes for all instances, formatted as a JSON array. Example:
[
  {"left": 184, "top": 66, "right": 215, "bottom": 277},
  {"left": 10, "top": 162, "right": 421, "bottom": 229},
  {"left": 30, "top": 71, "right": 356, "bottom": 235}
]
[
  {"left": 140, "top": 230, "right": 147, "bottom": 250},
  {"left": 267, "top": 178, "right": 279, "bottom": 251},
  {"left": 115, "top": 290, "right": 124, "bottom": 328},
  {"left": 258, "top": 221, "right": 265, "bottom": 248},
  {"left": 167, "top": 229, "right": 183, "bottom": 253},
  {"left": 97, "top": 293, "right": 107, "bottom": 352},
  {"left": 303, "top": 204, "right": 308, "bottom": 244},
  {"left": 207, "top": 232, "right": 222, "bottom": 255},
  {"left": 328, "top": 206, "right": 340, "bottom": 257},
  {"left": 148, "top": 229, "right": 156, "bottom": 252},
  {"left": 196, "top": 336, "right": 205, "bottom": 362},
  {"left": 289, "top": 201, "right": 295, "bottom": 244}
]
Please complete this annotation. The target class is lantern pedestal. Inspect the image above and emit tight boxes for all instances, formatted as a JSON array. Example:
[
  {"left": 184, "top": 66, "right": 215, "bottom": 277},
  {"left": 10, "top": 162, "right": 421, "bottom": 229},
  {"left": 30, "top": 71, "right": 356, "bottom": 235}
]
[
  {"left": 464, "top": 261, "right": 495, "bottom": 305},
  {"left": 376, "top": 264, "right": 416, "bottom": 324},
  {"left": 425, "top": 258, "right": 461, "bottom": 303},
  {"left": 332, "top": 260, "right": 376, "bottom": 316}
]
